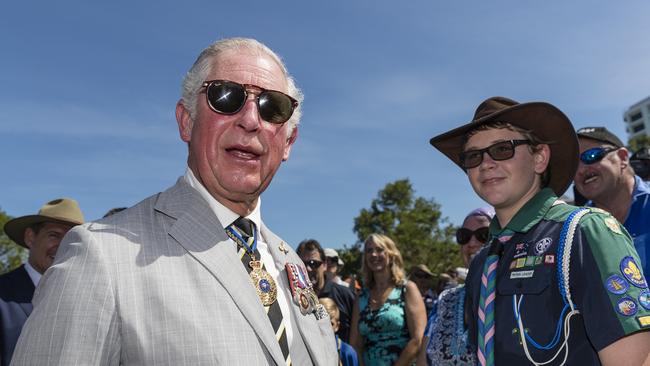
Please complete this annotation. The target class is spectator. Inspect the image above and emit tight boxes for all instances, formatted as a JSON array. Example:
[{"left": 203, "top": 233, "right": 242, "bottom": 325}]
[
  {"left": 409, "top": 264, "right": 437, "bottom": 316},
  {"left": 319, "top": 297, "right": 359, "bottom": 366},
  {"left": 350, "top": 234, "right": 426, "bottom": 366},
  {"left": 631, "top": 146, "right": 650, "bottom": 181},
  {"left": 324, "top": 247, "right": 349, "bottom": 287}
]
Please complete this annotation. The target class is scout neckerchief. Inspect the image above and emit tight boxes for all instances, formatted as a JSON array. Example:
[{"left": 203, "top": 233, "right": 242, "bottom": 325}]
[{"left": 477, "top": 230, "right": 512, "bottom": 366}]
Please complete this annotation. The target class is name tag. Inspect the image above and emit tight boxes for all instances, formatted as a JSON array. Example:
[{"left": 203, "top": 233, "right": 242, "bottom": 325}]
[{"left": 510, "top": 270, "right": 535, "bottom": 279}]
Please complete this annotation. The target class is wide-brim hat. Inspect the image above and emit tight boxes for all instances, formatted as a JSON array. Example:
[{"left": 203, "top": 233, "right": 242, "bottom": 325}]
[
  {"left": 429, "top": 96, "right": 578, "bottom": 196},
  {"left": 3, "top": 198, "right": 84, "bottom": 248},
  {"left": 413, "top": 264, "right": 434, "bottom": 277}
]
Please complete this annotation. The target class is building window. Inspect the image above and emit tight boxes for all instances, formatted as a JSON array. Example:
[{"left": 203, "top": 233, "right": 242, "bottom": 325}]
[
  {"left": 631, "top": 111, "right": 643, "bottom": 121},
  {"left": 633, "top": 124, "right": 645, "bottom": 133}
]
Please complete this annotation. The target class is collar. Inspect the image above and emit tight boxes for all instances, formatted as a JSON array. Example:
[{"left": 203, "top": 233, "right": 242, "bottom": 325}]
[
  {"left": 184, "top": 168, "right": 262, "bottom": 232},
  {"left": 24, "top": 261, "right": 42, "bottom": 286},
  {"left": 633, "top": 175, "right": 650, "bottom": 199},
  {"left": 489, "top": 188, "right": 557, "bottom": 235}
]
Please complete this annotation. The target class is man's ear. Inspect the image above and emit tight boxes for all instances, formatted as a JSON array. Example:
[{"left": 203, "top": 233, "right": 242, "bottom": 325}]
[
  {"left": 282, "top": 126, "right": 299, "bottom": 161},
  {"left": 176, "top": 101, "right": 193, "bottom": 143},
  {"left": 533, "top": 144, "right": 551, "bottom": 174},
  {"left": 23, "top": 228, "right": 35, "bottom": 250},
  {"left": 617, "top": 147, "right": 630, "bottom": 168}
]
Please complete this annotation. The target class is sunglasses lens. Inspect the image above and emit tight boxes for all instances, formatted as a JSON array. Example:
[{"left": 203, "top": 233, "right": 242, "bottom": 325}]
[
  {"left": 580, "top": 147, "right": 606, "bottom": 164},
  {"left": 475, "top": 227, "right": 490, "bottom": 243},
  {"left": 460, "top": 151, "right": 483, "bottom": 169},
  {"left": 456, "top": 228, "right": 471, "bottom": 245},
  {"left": 488, "top": 141, "right": 516, "bottom": 160},
  {"left": 206, "top": 81, "right": 246, "bottom": 114},
  {"left": 258, "top": 91, "right": 295, "bottom": 124}
]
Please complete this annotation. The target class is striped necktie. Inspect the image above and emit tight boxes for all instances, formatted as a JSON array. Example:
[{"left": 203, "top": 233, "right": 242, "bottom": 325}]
[
  {"left": 477, "top": 238, "right": 503, "bottom": 366},
  {"left": 231, "top": 217, "right": 291, "bottom": 365}
]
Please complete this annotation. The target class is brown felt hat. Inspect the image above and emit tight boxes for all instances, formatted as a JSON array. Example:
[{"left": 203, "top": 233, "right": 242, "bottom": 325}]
[
  {"left": 429, "top": 96, "right": 578, "bottom": 196},
  {"left": 3, "top": 198, "right": 84, "bottom": 248}
]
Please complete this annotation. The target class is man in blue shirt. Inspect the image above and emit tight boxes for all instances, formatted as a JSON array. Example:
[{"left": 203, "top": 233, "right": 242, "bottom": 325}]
[{"left": 574, "top": 127, "right": 650, "bottom": 273}]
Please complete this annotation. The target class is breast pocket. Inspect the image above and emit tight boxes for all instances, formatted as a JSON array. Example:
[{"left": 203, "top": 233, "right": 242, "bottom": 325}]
[{"left": 497, "top": 266, "right": 553, "bottom": 296}]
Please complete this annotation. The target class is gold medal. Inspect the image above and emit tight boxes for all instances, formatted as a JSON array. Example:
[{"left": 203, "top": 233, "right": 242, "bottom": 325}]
[{"left": 249, "top": 260, "right": 277, "bottom": 306}]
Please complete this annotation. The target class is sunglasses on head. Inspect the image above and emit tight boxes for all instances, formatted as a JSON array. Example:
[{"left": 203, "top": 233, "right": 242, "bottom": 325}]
[
  {"left": 579, "top": 146, "right": 618, "bottom": 165},
  {"left": 304, "top": 259, "right": 323, "bottom": 269},
  {"left": 201, "top": 80, "right": 298, "bottom": 124},
  {"left": 460, "top": 140, "right": 531, "bottom": 169},
  {"left": 456, "top": 227, "right": 489, "bottom": 245}
]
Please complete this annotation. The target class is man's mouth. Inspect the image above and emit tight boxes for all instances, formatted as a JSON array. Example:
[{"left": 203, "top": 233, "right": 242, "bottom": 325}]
[
  {"left": 226, "top": 148, "right": 260, "bottom": 160},
  {"left": 583, "top": 172, "right": 598, "bottom": 185}
]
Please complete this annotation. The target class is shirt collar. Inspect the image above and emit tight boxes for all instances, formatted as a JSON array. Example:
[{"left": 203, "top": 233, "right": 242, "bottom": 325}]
[
  {"left": 184, "top": 168, "right": 262, "bottom": 232},
  {"left": 489, "top": 187, "right": 557, "bottom": 235},
  {"left": 633, "top": 175, "right": 650, "bottom": 199},
  {"left": 24, "top": 261, "right": 42, "bottom": 286}
]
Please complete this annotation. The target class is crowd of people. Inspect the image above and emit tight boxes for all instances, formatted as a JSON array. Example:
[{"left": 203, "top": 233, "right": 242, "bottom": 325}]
[{"left": 1, "top": 37, "right": 650, "bottom": 366}]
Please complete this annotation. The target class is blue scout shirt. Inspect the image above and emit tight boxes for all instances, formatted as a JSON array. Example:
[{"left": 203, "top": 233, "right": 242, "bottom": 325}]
[{"left": 466, "top": 188, "right": 650, "bottom": 365}]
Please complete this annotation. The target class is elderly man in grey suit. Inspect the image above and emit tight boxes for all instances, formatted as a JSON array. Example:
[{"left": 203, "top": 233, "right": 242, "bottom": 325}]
[{"left": 11, "top": 38, "right": 338, "bottom": 366}]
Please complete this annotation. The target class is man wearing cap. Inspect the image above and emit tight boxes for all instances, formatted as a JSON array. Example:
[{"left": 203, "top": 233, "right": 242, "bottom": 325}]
[
  {"left": 574, "top": 127, "right": 650, "bottom": 275},
  {"left": 11, "top": 38, "right": 336, "bottom": 365},
  {"left": 324, "top": 248, "right": 348, "bottom": 287},
  {"left": 297, "top": 240, "right": 355, "bottom": 343},
  {"left": 0, "top": 198, "right": 83, "bottom": 366},
  {"left": 631, "top": 147, "right": 650, "bottom": 181},
  {"left": 430, "top": 97, "right": 650, "bottom": 365},
  {"left": 409, "top": 264, "right": 436, "bottom": 316}
]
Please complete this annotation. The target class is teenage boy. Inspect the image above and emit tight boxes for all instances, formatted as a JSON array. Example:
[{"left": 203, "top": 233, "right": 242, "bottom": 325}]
[{"left": 429, "top": 97, "right": 650, "bottom": 365}]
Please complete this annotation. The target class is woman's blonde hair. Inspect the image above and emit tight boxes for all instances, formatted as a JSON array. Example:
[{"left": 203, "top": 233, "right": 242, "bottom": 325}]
[{"left": 361, "top": 234, "right": 406, "bottom": 289}]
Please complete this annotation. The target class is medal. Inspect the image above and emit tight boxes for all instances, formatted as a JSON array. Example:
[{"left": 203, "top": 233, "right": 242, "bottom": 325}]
[{"left": 249, "top": 260, "right": 278, "bottom": 306}]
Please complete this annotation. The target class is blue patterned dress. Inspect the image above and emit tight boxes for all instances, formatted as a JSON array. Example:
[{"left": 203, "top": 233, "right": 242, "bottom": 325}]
[{"left": 358, "top": 285, "right": 410, "bottom": 365}]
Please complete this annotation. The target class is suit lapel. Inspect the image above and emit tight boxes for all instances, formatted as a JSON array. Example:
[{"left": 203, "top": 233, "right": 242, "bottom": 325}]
[{"left": 155, "top": 179, "right": 285, "bottom": 365}]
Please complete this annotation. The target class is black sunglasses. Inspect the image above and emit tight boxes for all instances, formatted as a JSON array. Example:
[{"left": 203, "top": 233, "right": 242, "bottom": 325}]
[
  {"left": 304, "top": 259, "right": 323, "bottom": 269},
  {"left": 456, "top": 227, "right": 489, "bottom": 245},
  {"left": 201, "top": 80, "right": 298, "bottom": 124},
  {"left": 579, "top": 146, "right": 618, "bottom": 165},
  {"left": 460, "top": 140, "right": 531, "bottom": 169}
]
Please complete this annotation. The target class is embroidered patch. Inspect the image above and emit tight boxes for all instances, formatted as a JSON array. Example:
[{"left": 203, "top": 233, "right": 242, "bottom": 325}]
[
  {"left": 639, "top": 290, "right": 650, "bottom": 310},
  {"left": 525, "top": 256, "right": 537, "bottom": 267},
  {"left": 516, "top": 258, "right": 526, "bottom": 268},
  {"left": 605, "top": 217, "right": 623, "bottom": 235},
  {"left": 637, "top": 315, "right": 650, "bottom": 327},
  {"left": 510, "top": 270, "right": 534, "bottom": 279},
  {"left": 616, "top": 297, "right": 638, "bottom": 317},
  {"left": 534, "top": 237, "right": 553, "bottom": 255},
  {"left": 498, "top": 235, "right": 513, "bottom": 243},
  {"left": 620, "top": 256, "right": 648, "bottom": 288},
  {"left": 514, "top": 242, "right": 528, "bottom": 258},
  {"left": 534, "top": 256, "right": 543, "bottom": 266},
  {"left": 544, "top": 254, "right": 556, "bottom": 265},
  {"left": 605, "top": 274, "right": 629, "bottom": 295},
  {"left": 509, "top": 260, "right": 517, "bottom": 270}
]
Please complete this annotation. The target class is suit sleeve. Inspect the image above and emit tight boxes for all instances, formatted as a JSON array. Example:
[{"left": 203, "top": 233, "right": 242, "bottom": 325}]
[{"left": 10, "top": 226, "right": 120, "bottom": 366}]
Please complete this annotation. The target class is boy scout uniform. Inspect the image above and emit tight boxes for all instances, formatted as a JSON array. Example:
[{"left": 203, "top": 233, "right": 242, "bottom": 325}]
[{"left": 465, "top": 188, "right": 650, "bottom": 365}]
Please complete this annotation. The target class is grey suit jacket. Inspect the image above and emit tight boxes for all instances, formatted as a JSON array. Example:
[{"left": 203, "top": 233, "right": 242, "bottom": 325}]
[{"left": 11, "top": 179, "right": 337, "bottom": 365}]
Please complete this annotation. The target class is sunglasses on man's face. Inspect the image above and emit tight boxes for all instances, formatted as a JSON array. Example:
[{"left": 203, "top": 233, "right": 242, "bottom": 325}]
[
  {"left": 456, "top": 227, "right": 489, "bottom": 245},
  {"left": 201, "top": 80, "right": 298, "bottom": 124},
  {"left": 579, "top": 146, "right": 618, "bottom": 165},
  {"left": 303, "top": 259, "right": 323, "bottom": 269},
  {"left": 459, "top": 140, "right": 531, "bottom": 169}
]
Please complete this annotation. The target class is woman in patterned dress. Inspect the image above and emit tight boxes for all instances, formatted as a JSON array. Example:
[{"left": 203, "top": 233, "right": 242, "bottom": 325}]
[
  {"left": 350, "top": 234, "right": 426, "bottom": 366},
  {"left": 416, "top": 207, "right": 494, "bottom": 366}
]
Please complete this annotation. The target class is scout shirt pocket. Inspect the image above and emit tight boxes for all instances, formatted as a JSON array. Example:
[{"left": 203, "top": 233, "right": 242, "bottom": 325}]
[{"left": 497, "top": 260, "right": 553, "bottom": 296}]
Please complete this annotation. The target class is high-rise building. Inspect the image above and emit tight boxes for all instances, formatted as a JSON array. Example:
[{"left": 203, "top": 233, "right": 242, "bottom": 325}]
[{"left": 624, "top": 96, "right": 650, "bottom": 141}]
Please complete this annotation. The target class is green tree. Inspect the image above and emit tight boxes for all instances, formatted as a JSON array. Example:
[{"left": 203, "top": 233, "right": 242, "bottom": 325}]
[
  {"left": 628, "top": 134, "right": 650, "bottom": 152},
  {"left": 352, "top": 179, "right": 461, "bottom": 278},
  {"left": 0, "top": 208, "right": 28, "bottom": 274}
]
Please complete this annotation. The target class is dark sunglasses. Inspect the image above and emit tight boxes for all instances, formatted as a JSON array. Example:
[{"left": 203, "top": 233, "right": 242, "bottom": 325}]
[
  {"left": 201, "top": 80, "right": 298, "bottom": 124},
  {"left": 579, "top": 146, "right": 618, "bottom": 165},
  {"left": 460, "top": 140, "right": 531, "bottom": 169},
  {"left": 303, "top": 259, "right": 323, "bottom": 269},
  {"left": 456, "top": 227, "right": 489, "bottom": 245}
]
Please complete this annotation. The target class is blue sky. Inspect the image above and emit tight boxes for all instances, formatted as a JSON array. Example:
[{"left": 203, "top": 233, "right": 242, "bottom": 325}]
[{"left": 1, "top": 1, "right": 649, "bottom": 250}]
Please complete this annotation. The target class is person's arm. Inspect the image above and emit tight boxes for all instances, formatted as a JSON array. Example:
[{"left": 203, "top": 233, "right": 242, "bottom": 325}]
[
  {"left": 599, "top": 331, "right": 650, "bottom": 366},
  {"left": 349, "top": 293, "right": 365, "bottom": 366},
  {"left": 394, "top": 281, "right": 427, "bottom": 366},
  {"left": 10, "top": 226, "right": 120, "bottom": 365},
  {"left": 415, "top": 335, "right": 429, "bottom": 366}
]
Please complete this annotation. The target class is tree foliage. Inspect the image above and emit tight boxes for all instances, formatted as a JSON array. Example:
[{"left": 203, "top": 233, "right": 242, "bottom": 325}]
[
  {"left": 628, "top": 134, "right": 650, "bottom": 152},
  {"left": 0, "top": 208, "right": 28, "bottom": 274},
  {"left": 350, "top": 179, "right": 461, "bottom": 278}
]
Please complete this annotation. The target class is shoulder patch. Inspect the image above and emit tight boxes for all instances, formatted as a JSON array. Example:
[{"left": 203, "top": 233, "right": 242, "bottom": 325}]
[
  {"left": 620, "top": 256, "right": 648, "bottom": 288},
  {"left": 604, "top": 217, "right": 623, "bottom": 235},
  {"left": 639, "top": 290, "right": 650, "bottom": 310},
  {"left": 637, "top": 315, "right": 650, "bottom": 327},
  {"left": 605, "top": 274, "right": 629, "bottom": 295},
  {"left": 616, "top": 297, "right": 638, "bottom": 317}
]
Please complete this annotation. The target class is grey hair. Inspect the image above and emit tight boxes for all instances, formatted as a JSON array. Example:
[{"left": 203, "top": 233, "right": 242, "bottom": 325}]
[{"left": 179, "top": 38, "right": 303, "bottom": 137}]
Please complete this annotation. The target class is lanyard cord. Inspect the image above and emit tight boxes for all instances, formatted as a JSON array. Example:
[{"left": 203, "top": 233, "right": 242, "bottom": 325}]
[{"left": 512, "top": 208, "right": 589, "bottom": 366}]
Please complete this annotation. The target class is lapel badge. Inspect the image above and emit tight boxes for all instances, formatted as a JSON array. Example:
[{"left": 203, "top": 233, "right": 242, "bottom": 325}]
[{"left": 278, "top": 241, "right": 289, "bottom": 255}]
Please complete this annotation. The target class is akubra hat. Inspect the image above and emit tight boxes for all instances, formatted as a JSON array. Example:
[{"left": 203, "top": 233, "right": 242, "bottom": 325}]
[
  {"left": 429, "top": 96, "right": 578, "bottom": 196},
  {"left": 3, "top": 198, "right": 84, "bottom": 248}
]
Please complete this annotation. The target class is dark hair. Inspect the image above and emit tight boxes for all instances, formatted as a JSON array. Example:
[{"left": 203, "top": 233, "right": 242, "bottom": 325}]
[
  {"left": 27, "top": 222, "right": 46, "bottom": 235},
  {"left": 296, "top": 239, "right": 325, "bottom": 262}
]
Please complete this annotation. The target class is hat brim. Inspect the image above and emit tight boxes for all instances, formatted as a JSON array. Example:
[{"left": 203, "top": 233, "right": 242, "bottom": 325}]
[
  {"left": 3, "top": 215, "right": 83, "bottom": 248},
  {"left": 429, "top": 101, "right": 578, "bottom": 196}
]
